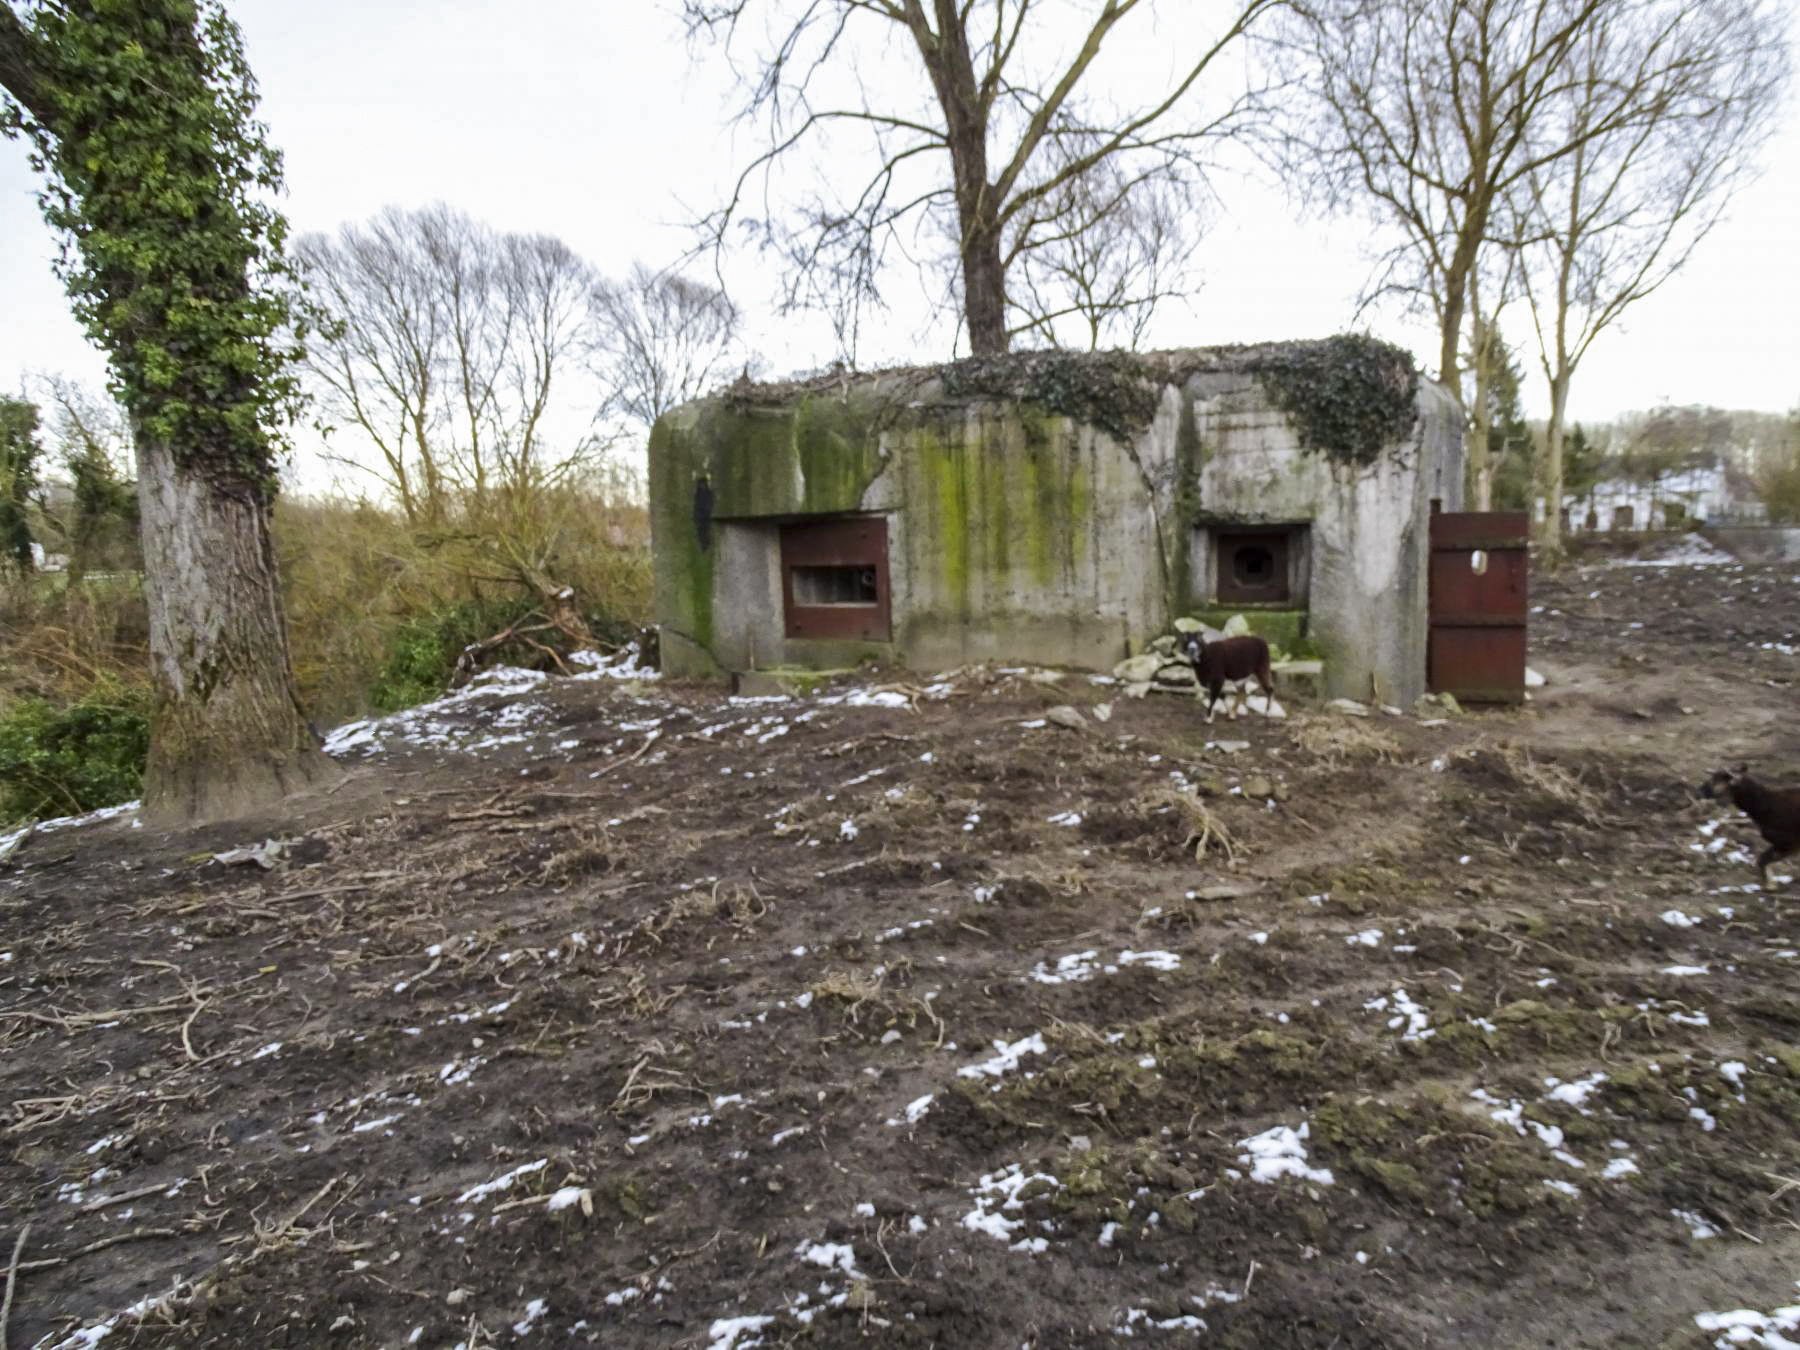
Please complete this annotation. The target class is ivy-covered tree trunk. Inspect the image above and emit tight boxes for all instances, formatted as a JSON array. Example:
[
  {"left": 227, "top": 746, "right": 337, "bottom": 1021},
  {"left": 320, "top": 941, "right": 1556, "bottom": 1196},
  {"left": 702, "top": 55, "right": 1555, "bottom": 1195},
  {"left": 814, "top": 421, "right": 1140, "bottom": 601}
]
[
  {"left": 2, "top": 1, "right": 341, "bottom": 825},
  {"left": 136, "top": 437, "right": 335, "bottom": 823}
]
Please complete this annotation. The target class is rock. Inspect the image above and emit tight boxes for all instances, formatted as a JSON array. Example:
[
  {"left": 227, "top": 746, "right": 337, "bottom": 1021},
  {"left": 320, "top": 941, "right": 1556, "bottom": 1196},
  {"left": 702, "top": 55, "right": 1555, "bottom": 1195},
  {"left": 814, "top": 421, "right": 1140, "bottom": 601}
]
[
  {"left": 447, "top": 1290, "right": 472, "bottom": 1307},
  {"left": 213, "top": 839, "right": 285, "bottom": 870},
  {"left": 1272, "top": 781, "right": 1291, "bottom": 802},
  {"left": 1194, "top": 775, "right": 1228, "bottom": 796},
  {"left": 1150, "top": 634, "right": 1178, "bottom": 655},
  {"left": 1123, "top": 681, "right": 1153, "bottom": 700},
  {"left": 1155, "top": 662, "right": 1197, "bottom": 686},
  {"left": 1242, "top": 775, "right": 1274, "bottom": 799},
  {"left": 1190, "top": 882, "right": 1261, "bottom": 901},
  {"left": 1173, "top": 617, "right": 1203, "bottom": 633},
  {"left": 1326, "top": 698, "right": 1370, "bottom": 718},
  {"left": 1379, "top": 704, "right": 1405, "bottom": 717},
  {"left": 1244, "top": 696, "right": 1289, "bottom": 720},
  {"left": 1044, "top": 705, "right": 1088, "bottom": 732},
  {"left": 1525, "top": 666, "right": 1547, "bottom": 688},
  {"left": 1436, "top": 692, "right": 1463, "bottom": 716},
  {"left": 1630, "top": 707, "right": 1653, "bottom": 721},
  {"left": 1068, "top": 1134, "right": 1093, "bottom": 1152},
  {"left": 1092, "top": 703, "right": 1113, "bottom": 723},
  {"left": 1114, "top": 654, "right": 1163, "bottom": 683},
  {"left": 1213, "top": 740, "right": 1250, "bottom": 754},
  {"left": 1222, "top": 613, "right": 1251, "bottom": 638}
]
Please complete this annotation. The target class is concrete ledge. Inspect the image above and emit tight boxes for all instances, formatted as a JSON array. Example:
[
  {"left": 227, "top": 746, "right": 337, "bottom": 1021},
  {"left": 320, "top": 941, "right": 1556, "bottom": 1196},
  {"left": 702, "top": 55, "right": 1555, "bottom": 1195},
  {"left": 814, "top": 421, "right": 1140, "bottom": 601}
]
[
  {"left": 729, "top": 668, "right": 848, "bottom": 698},
  {"left": 1272, "top": 659, "right": 1325, "bottom": 703}
]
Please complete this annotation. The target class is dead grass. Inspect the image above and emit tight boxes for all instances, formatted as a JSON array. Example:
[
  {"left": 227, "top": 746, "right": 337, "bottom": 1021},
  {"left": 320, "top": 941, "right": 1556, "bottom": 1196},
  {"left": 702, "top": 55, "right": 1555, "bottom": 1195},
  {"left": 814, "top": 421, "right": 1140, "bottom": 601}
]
[
  {"left": 1491, "top": 742, "right": 1607, "bottom": 826},
  {"left": 1136, "top": 787, "right": 1240, "bottom": 863},
  {"left": 635, "top": 879, "right": 769, "bottom": 943},
  {"left": 1293, "top": 716, "right": 1403, "bottom": 766},
  {"left": 541, "top": 825, "right": 620, "bottom": 886}
]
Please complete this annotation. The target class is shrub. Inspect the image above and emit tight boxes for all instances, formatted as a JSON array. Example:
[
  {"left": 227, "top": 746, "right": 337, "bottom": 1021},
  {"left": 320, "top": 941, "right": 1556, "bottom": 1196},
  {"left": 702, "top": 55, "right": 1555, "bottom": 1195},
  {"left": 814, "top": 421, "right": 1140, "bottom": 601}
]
[{"left": 0, "top": 680, "right": 150, "bottom": 824}]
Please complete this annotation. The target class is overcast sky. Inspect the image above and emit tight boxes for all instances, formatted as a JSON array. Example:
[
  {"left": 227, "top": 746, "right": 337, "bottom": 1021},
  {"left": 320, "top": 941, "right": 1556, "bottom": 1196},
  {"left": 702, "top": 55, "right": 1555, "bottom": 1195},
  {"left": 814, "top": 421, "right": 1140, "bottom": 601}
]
[{"left": 2, "top": 1, "right": 1796, "bottom": 492}]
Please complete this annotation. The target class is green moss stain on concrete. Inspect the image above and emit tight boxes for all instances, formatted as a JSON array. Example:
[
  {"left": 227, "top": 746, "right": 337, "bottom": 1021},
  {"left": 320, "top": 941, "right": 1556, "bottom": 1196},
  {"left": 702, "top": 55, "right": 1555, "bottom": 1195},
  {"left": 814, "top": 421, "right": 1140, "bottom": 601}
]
[
  {"left": 647, "top": 417, "right": 716, "bottom": 657},
  {"left": 649, "top": 395, "right": 896, "bottom": 673},
  {"left": 685, "top": 395, "right": 888, "bottom": 521},
  {"left": 1174, "top": 394, "right": 1203, "bottom": 611},
  {"left": 921, "top": 422, "right": 972, "bottom": 618},
  {"left": 794, "top": 395, "right": 887, "bottom": 515}
]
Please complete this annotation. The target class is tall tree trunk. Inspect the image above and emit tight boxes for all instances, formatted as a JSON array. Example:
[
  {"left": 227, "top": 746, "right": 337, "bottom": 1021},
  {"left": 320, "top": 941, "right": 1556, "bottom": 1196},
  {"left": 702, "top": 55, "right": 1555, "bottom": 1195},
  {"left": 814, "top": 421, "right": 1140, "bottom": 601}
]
[
  {"left": 1537, "top": 368, "right": 1572, "bottom": 562},
  {"left": 136, "top": 434, "right": 339, "bottom": 826},
  {"left": 962, "top": 221, "right": 1008, "bottom": 355},
  {"left": 1467, "top": 313, "right": 1495, "bottom": 512}
]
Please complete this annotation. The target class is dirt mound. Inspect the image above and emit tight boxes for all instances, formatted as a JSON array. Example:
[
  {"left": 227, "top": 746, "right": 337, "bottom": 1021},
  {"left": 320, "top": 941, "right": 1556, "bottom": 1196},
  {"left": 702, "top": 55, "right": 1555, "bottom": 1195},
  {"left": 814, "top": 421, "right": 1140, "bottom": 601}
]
[{"left": 2, "top": 566, "right": 1798, "bottom": 1348}]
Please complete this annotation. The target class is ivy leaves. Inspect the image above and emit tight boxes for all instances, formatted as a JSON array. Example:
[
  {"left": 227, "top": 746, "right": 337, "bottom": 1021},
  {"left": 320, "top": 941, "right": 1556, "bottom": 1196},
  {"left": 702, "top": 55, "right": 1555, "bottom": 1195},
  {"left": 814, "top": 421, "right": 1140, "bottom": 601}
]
[
  {"left": 2, "top": 0, "right": 304, "bottom": 497},
  {"left": 934, "top": 337, "right": 1419, "bottom": 465},
  {"left": 1248, "top": 335, "right": 1420, "bottom": 469},
  {"left": 941, "top": 349, "right": 1159, "bottom": 446}
]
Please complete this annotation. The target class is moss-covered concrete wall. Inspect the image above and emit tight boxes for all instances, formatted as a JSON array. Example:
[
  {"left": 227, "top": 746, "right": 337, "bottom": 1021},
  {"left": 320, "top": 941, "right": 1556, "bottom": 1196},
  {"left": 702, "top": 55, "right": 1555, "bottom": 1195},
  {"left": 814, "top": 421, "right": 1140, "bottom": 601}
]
[{"left": 649, "top": 342, "right": 1463, "bottom": 699}]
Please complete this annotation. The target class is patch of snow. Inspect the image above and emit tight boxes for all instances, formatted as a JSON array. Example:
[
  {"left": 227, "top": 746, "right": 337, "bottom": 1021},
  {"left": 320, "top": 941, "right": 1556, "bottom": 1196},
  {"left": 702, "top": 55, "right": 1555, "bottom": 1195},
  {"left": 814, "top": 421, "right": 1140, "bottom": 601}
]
[
  {"left": 1662, "top": 965, "right": 1710, "bottom": 977},
  {"left": 708, "top": 1315, "right": 775, "bottom": 1349},
  {"left": 455, "top": 1158, "right": 547, "bottom": 1205},
  {"left": 513, "top": 1298, "right": 548, "bottom": 1336},
  {"left": 958, "top": 1033, "right": 1047, "bottom": 1081},
  {"left": 1661, "top": 910, "right": 1702, "bottom": 928},
  {"left": 1543, "top": 1073, "right": 1607, "bottom": 1110},
  {"left": 1117, "top": 950, "right": 1181, "bottom": 972},
  {"left": 961, "top": 1163, "right": 1060, "bottom": 1247},
  {"left": 1346, "top": 928, "right": 1383, "bottom": 948},
  {"left": 0, "top": 799, "right": 140, "bottom": 856},
  {"left": 1694, "top": 1295, "right": 1800, "bottom": 1349},
  {"left": 1236, "top": 1123, "right": 1334, "bottom": 1186},
  {"left": 886, "top": 1094, "right": 935, "bottom": 1127},
  {"left": 1673, "top": 1208, "right": 1719, "bottom": 1240},
  {"left": 1610, "top": 534, "right": 1736, "bottom": 567}
]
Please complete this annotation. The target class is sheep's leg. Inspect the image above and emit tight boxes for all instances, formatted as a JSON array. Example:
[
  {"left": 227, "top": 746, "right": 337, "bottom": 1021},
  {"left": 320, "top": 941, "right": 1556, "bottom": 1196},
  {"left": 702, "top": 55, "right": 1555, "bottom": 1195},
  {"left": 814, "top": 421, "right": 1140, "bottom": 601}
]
[
  {"left": 1258, "top": 674, "right": 1275, "bottom": 719},
  {"left": 1204, "top": 686, "right": 1219, "bottom": 725},
  {"left": 1761, "top": 842, "right": 1796, "bottom": 885}
]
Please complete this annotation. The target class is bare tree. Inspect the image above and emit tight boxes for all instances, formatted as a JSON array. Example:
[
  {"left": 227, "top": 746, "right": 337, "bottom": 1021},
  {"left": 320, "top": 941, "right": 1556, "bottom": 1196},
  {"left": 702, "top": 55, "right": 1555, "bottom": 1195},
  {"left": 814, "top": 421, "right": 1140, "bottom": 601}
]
[
  {"left": 298, "top": 207, "right": 601, "bottom": 522},
  {"left": 1462, "top": 247, "right": 1525, "bottom": 510},
  {"left": 298, "top": 206, "right": 607, "bottom": 639},
  {"left": 685, "top": 0, "right": 1283, "bottom": 358},
  {"left": 1514, "top": 1, "right": 1790, "bottom": 556},
  {"left": 1274, "top": 0, "right": 1694, "bottom": 486},
  {"left": 1008, "top": 135, "right": 1204, "bottom": 350},
  {"left": 590, "top": 263, "right": 743, "bottom": 432}
]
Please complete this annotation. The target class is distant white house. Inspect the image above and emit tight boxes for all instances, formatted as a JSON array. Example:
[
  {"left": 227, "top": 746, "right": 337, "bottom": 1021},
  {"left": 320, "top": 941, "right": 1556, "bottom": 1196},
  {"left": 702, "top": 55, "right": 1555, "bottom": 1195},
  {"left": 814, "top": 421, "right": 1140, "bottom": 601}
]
[{"left": 1563, "top": 461, "right": 1766, "bottom": 533}]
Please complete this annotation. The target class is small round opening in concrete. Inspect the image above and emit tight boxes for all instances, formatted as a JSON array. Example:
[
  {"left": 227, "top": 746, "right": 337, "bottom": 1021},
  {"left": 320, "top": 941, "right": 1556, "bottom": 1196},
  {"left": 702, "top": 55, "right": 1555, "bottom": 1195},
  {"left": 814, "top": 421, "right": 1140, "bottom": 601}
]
[
  {"left": 1470, "top": 549, "right": 1488, "bottom": 575},
  {"left": 1233, "top": 545, "right": 1276, "bottom": 586}
]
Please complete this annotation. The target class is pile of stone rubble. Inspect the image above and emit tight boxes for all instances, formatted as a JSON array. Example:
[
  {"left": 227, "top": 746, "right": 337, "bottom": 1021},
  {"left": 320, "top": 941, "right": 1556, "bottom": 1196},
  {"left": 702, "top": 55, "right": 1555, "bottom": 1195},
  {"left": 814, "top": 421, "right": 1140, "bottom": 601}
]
[{"left": 1110, "top": 616, "right": 1288, "bottom": 715}]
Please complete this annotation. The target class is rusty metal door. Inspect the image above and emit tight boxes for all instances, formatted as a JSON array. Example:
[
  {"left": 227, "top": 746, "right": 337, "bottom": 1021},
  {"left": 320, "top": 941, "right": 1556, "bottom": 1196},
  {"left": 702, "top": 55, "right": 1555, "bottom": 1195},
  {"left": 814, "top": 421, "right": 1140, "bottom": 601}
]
[
  {"left": 780, "top": 516, "right": 892, "bottom": 641},
  {"left": 1427, "top": 508, "right": 1528, "bottom": 704}
]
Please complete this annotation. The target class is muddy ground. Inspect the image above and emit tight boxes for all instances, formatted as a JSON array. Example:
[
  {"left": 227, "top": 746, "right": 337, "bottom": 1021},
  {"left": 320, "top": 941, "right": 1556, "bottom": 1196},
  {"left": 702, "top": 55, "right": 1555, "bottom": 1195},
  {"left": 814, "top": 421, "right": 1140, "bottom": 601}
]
[{"left": 2, "top": 543, "right": 1797, "bottom": 1350}]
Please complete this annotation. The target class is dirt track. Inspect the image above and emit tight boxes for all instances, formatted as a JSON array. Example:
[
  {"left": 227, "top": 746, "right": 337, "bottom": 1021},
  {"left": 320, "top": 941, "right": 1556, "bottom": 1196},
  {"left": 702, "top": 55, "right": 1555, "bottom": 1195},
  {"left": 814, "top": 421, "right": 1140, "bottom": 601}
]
[{"left": 1, "top": 544, "right": 1797, "bottom": 1349}]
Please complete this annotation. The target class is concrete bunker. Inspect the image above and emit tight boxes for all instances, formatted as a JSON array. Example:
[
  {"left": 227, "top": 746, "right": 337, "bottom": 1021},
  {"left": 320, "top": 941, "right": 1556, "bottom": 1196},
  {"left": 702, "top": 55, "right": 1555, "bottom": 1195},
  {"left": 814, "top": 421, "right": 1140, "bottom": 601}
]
[{"left": 648, "top": 339, "right": 1465, "bottom": 704}]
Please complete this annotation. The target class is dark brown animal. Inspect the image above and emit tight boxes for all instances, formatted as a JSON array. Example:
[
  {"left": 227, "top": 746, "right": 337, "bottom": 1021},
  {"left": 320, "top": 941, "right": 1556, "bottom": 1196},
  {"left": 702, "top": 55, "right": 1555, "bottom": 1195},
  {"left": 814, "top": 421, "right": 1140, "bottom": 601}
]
[
  {"left": 1178, "top": 631, "right": 1275, "bottom": 725},
  {"left": 1699, "top": 765, "right": 1800, "bottom": 887}
]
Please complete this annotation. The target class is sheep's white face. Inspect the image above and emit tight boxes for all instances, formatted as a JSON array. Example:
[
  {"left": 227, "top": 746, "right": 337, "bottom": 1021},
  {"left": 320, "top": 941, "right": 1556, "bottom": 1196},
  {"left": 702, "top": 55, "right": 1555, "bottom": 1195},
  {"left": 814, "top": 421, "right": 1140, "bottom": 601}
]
[{"left": 1178, "top": 632, "right": 1204, "bottom": 666}]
